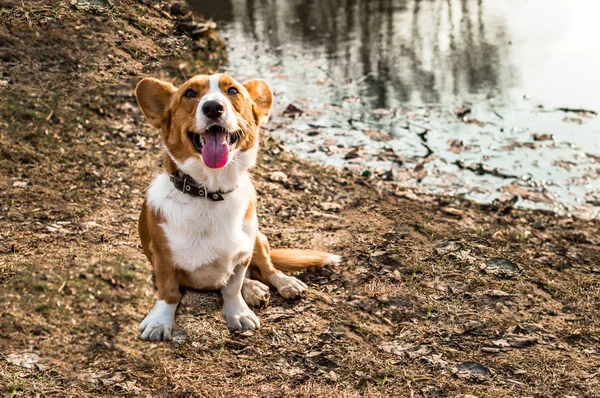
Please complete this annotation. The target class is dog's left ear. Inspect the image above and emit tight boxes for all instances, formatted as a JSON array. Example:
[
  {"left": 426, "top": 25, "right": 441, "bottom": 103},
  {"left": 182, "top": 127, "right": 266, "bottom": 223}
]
[{"left": 243, "top": 79, "right": 273, "bottom": 127}]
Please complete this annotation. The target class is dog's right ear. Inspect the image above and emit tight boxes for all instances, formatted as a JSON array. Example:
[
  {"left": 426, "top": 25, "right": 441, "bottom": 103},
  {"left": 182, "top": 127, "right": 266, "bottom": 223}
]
[{"left": 135, "top": 78, "right": 177, "bottom": 129}]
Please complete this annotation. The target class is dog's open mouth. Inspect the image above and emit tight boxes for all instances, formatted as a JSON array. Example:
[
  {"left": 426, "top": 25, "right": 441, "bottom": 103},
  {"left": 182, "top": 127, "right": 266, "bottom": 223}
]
[{"left": 187, "top": 125, "right": 240, "bottom": 169}]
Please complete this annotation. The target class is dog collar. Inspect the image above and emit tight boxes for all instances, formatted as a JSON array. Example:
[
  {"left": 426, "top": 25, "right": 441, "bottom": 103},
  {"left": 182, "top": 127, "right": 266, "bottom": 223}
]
[{"left": 169, "top": 171, "right": 236, "bottom": 201}]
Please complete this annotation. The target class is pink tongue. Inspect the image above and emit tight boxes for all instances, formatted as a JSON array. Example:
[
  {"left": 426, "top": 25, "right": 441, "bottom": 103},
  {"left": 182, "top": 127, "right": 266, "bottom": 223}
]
[{"left": 202, "top": 131, "right": 229, "bottom": 169}]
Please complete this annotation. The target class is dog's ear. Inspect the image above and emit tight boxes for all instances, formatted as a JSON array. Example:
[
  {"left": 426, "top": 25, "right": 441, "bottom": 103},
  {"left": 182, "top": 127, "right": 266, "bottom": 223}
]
[
  {"left": 135, "top": 78, "right": 177, "bottom": 129},
  {"left": 243, "top": 79, "right": 273, "bottom": 127}
]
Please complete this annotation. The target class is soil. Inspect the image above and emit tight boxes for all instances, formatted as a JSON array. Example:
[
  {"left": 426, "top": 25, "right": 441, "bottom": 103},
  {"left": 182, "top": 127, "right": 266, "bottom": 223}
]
[{"left": 1, "top": 1, "right": 599, "bottom": 397}]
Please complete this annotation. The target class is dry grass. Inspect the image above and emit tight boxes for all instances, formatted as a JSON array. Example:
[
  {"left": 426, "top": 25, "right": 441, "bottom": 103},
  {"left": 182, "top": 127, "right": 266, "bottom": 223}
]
[{"left": 1, "top": 1, "right": 599, "bottom": 397}]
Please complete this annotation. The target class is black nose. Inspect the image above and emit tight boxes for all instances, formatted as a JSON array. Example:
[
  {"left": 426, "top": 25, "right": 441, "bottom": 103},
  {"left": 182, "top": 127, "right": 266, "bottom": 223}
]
[{"left": 202, "top": 100, "right": 224, "bottom": 119}]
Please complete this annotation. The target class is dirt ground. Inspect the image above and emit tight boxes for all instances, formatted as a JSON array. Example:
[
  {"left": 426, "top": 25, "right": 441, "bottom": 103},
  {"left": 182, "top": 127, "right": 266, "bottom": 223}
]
[{"left": 1, "top": 1, "right": 599, "bottom": 397}]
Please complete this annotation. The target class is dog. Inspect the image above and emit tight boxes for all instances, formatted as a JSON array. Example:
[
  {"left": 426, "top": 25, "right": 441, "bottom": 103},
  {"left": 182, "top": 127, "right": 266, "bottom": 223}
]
[{"left": 134, "top": 73, "right": 340, "bottom": 341}]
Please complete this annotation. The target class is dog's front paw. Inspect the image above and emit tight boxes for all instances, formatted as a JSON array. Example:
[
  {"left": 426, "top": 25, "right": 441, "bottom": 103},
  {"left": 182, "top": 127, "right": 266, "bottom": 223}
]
[
  {"left": 139, "top": 300, "right": 177, "bottom": 341},
  {"left": 269, "top": 272, "right": 308, "bottom": 298},
  {"left": 223, "top": 303, "right": 260, "bottom": 331},
  {"left": 139, "top": 321, "right": 173, "bottom": 341},
  {"left": 242, "top": 278, "right": 270, "bottom": 307}
]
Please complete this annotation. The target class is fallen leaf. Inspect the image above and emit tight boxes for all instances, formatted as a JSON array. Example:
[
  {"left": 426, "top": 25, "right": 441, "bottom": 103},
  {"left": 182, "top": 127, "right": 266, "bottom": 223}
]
[
  {"left": 562, "top": 117, "right": 583, "bottom": 124},
  {"left": 481, "top": 289, "right": 514, "bottom": 298},
  {"left": 507, "top": 336, "right": 538, "bottom": 348},
  {"left": 447, "top": 138, "right": 464, "bottom": 153},
  {"left": 435, "top": 241, "right": 461, "bottom": 255},
  {"left": 363, "top": 129, "right": 392, "bottom": 142},
  {"left": 380, "top": 342, "right": 431, "bottom": 358},
  {"left": 482, "top": 258, "right": 519, "bottom": 278},
  {"left": 282, "top": 104, "right": 303, "bottom": 118},
  {"left": 455, "top": 361, "right": 491, "bottom": 381},
  {"left": 373, "top": 108, "right": 392, "bottom": 116},
  {"left": 502, "top": 183, "right": 553, "bottom": 205},
  {"left": 344, "top": 147, "right": 362, "bottom": 160},
  {"left": 6, "top": 352, "right": 44, "bottom": 370},
  {"left": 532, "top": 133, "right": 554, "bottom": 141},
  {"left": 454, "top": 105, "right": 472, "bottom": 118}
]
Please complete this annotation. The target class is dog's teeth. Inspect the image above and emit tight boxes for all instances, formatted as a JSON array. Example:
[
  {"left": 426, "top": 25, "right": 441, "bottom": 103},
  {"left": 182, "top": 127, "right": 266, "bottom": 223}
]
[{"left": 200, "top": 136, "right": 205, "bottom": 146}]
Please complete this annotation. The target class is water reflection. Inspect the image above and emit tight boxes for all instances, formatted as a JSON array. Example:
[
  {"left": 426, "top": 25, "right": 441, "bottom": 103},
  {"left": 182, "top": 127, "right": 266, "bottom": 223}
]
[
  {"left": 189, "top": 0, "right": 600, "bottom": 218},
  {"left": 192, "top": 0, "right": 513, "bottom": 108}
]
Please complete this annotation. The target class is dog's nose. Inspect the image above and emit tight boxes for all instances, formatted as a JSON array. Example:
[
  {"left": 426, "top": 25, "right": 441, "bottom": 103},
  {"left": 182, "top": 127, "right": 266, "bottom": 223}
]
[{"left": 202, "top": 100, "right": 224, "bottom": 119}]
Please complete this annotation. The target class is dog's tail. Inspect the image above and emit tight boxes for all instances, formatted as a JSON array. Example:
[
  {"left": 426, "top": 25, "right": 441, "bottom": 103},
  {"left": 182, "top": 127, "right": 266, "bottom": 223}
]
[{"left": 270, "top": 249, "right": 341, "bottom": 272}]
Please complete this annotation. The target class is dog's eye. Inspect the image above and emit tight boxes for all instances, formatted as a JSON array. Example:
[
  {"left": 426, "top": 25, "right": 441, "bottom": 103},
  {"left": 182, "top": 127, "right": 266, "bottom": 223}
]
[
  {"left": 184, "top": 89, "right": 197, "bottom": 98},
  {"left": 227, "top": 87, "right": 239, "bottom": 96}
]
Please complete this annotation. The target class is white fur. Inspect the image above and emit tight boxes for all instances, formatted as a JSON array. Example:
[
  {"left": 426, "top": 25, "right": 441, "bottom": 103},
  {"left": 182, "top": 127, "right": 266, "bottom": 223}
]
[
  {"left": 146, "top": 171, "right": 257, "bottom": 274},
  {"left": 195, "top": 74, "right": 238, "bottom": 133},
  {"left": 139, "top": 300, "right": 177, "bottom": 341},
  {"left": 222, "top": 264, "right": 260, "bottom": 330},
  {"left": 268, "top": 271, "right": 308, "bottom": 298},
  {"left": 325, "top": 254, "right": 342, "bottom": 265},
  {"left": 242, "top": 277, "right": 270, "bottom": 307},
  {"left": 142, "top": 143, "right": 259, "bottom": 335}
]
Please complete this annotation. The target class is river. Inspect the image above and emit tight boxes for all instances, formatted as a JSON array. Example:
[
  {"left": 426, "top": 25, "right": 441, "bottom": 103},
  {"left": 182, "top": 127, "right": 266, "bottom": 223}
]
[{"left": 189, "top": 0, "right": 600, "bottom": 219}]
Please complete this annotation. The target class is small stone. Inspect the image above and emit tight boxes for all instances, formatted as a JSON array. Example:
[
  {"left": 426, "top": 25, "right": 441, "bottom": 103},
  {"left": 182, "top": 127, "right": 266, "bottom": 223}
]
[
  {"left": 169, "top": 1, "right": 191, "bottom": 17},
  {"left": 269, "top": 171, "right": 288, "bottom": 183},
  {"left": 435, "top": 241, "right": 461, "bottom": 255},
  {"left": 320, "top": 202, "right": 341, "bottom": 212},
  {"left": 440, "top": 207, "right": 463, "bottom": 218},
  {"left": 481, "top": 347, "right": 500, "bottom": 353},
  {"left": 171, "top": 329, "right": 187, "bottom": 345},
  {"left": 328, "top": 371, "right": 338, "bottom": 381},
  {"left": 491, "top": 339, "right": 511, "bottom": 348}
]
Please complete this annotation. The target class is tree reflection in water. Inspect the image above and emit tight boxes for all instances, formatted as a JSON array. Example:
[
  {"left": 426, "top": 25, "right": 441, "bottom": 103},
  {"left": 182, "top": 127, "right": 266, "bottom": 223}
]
[{"left": 190, "top": 0, "right": 513, "bottom": 108}]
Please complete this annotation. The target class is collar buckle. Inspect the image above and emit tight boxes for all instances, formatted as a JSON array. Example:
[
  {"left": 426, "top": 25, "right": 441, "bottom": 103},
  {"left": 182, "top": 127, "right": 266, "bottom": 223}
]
[{"left": 182, "top": 176, "right": 188, "bottom": 194}]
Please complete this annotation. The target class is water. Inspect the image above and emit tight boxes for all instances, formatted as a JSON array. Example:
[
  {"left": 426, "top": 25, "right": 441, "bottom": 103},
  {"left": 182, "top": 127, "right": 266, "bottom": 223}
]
[{"left": 189, "top": 0, "right": 600, "bottom": 219}]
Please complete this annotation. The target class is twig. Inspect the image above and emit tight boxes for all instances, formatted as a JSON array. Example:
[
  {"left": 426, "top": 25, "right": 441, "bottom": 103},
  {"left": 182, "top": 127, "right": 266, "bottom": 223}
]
[
  {"left": 454, "top": 160, "right": 519, "bottom": 179},
  {"left": 556, "top": 107, "right": 597, "bottom": 116}
]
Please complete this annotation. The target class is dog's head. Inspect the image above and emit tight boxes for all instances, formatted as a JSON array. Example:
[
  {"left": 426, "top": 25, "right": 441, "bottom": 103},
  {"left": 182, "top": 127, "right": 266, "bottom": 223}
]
[{"left": 135, "top": 73, "right": 272, "bottom": 176}]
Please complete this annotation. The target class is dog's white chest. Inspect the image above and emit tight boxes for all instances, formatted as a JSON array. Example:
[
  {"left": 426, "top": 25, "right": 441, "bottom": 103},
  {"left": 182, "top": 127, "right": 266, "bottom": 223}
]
[{"left": 147, "top": 174, "right": 256, "bottom": 272}]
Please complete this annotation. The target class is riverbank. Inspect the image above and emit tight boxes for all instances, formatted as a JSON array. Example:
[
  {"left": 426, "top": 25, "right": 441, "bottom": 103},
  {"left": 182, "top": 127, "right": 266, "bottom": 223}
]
[{"left": 1, "top": 1, "right": 599, "bottom": 397}]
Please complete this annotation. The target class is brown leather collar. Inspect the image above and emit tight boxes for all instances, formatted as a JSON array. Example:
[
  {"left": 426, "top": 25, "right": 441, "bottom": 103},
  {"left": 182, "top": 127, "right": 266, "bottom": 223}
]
[{"left": 169, "top": 170, "right": 236, "bottom": 201}]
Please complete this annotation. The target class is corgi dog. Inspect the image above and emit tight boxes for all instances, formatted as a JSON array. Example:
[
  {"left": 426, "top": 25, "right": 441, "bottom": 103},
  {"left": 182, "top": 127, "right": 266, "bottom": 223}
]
[{"left": 134, "top": 73, "right": 340, "bottom": 341}]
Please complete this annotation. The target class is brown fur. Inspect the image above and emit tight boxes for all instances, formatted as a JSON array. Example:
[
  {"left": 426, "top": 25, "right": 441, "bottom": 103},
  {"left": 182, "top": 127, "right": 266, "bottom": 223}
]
[
  {"left": 135, "top": 75, "right": 273, "bottom": 169},
  {"left": 138, "top": 202, "right": 181, "bottom": 305},
  {"left": 269, "top": 249, "right": 336, "bottom": 272},
  {"left": 135, "top": 73, "right": 337, "bottom": 306}
]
